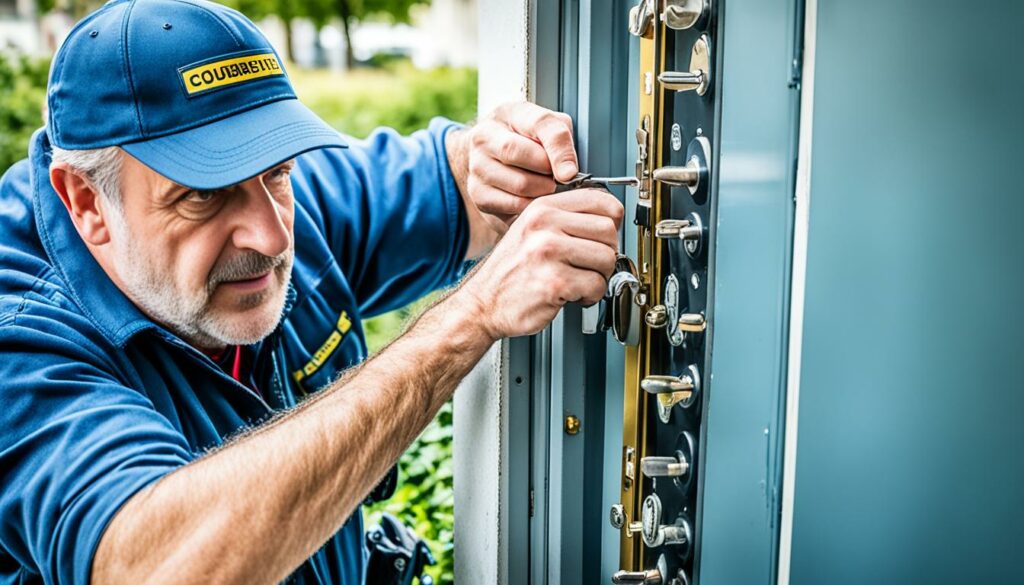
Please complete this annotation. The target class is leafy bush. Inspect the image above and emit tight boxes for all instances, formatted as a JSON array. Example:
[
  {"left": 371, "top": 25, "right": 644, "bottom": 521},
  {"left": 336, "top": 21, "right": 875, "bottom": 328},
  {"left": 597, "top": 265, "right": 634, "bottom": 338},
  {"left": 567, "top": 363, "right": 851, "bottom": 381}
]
[
  {"left": 0, "top": 53, "right": 49, "bottom": 175},
  {"left": 291, "top": 61, "right": 478, "bottom": 138}
]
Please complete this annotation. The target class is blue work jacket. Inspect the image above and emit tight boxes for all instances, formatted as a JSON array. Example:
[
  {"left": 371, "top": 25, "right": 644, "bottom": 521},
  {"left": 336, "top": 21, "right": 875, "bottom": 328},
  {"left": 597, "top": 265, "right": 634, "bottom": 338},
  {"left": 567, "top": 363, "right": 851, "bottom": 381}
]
[{"left": 0, "top": 118, "right": 469, "bottom": 585}]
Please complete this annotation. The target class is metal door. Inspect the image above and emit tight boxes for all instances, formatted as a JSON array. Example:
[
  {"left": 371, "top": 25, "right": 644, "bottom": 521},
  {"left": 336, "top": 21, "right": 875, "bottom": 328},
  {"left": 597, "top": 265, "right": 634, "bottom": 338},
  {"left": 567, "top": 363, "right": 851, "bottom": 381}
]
[{"left": 780, "top": 1, "right": 1024, "bottom": 583}]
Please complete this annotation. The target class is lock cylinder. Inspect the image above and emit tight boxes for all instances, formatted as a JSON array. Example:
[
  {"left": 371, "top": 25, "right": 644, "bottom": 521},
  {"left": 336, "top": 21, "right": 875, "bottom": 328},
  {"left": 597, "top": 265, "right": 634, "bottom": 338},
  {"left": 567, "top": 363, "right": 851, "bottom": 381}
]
[
  {"left": 676, "top": 312, "right": 706, "bottom": 333},
  {"left": 642, "top": 365, "right": 701, "bottom": 422},
  {"left": 613, "top": 555, "right": 670, "bottom": 585},
  {"left": 655, "top": 213, "right": 704, "bottom": 258},
  {"left": 660, "top": 34, "right": 711, "bottom": 96},
  {"left": 612, "top": 569, "right": 662, "bottom": 585},
  {"left": 653, "top": 136, "right": 711, "bottom": 199},
  {"left": 641, "top": 452, "right": 690, "bottom": 478},
  {"left": 641, "top": 494, "right": 693, "bottom": 549}
]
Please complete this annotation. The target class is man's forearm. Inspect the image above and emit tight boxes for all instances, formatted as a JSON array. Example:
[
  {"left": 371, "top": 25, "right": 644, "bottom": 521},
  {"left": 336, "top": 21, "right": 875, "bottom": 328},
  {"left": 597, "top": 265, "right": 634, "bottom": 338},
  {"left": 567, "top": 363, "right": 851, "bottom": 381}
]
[{"left": 93, "top": 288, "right": 494, "bottom": 585}]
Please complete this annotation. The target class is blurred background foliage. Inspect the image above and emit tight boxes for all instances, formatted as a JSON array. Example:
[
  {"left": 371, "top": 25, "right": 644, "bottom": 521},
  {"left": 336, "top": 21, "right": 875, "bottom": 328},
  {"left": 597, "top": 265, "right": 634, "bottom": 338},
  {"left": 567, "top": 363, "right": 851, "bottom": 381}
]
[
  {"left": 0, "top": 3, "right": 474, "bottom": 577},
  {"left": 0, "top": 53, "right": 48, "bottom": 173}
]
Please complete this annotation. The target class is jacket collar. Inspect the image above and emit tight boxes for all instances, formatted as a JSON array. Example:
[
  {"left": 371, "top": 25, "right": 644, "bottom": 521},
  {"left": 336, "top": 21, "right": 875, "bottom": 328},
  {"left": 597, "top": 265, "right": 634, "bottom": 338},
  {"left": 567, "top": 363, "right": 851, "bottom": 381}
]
[
  {"left": 31, "top": 129, "right": 158, "bottom": 347},
  {"left": 30, "top": 129, "right": 297, "bottom": 349}
]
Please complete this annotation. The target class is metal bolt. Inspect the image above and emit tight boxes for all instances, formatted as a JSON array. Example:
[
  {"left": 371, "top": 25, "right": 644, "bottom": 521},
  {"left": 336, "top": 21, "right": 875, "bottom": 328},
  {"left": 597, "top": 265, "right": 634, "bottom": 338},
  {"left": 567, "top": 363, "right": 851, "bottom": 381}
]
[
  {"left": 394, "top": 557, "right": 407, "bottom": 572},
  {"left": 690, "top": 273, "right": 700, "bottom": 290},
  {"left": 162, "top": 22, "right": 172, "bottom": 29},
  {"left": 564, "top": 414, "right": 581, "bottom": 435},
  {"left": 645, "top": 305, "right": 668, "bottom": 328}
]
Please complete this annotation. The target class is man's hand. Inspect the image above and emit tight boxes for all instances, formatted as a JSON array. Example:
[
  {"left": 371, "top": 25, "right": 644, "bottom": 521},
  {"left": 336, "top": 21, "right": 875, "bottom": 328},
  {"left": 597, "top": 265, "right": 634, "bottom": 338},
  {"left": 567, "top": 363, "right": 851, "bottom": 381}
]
[
  {"left": 448, "top": 102, "right": 580, "bottom": 257},
  {"left": 456, "top": 187, "right": 624, "bottom": 340}
]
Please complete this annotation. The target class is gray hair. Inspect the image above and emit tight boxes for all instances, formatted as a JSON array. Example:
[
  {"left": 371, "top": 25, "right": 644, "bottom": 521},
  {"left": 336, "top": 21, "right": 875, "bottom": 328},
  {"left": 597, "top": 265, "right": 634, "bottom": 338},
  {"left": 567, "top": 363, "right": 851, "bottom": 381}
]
[{"left": 50, "top": 146, "right": 124, "bottom": 210}]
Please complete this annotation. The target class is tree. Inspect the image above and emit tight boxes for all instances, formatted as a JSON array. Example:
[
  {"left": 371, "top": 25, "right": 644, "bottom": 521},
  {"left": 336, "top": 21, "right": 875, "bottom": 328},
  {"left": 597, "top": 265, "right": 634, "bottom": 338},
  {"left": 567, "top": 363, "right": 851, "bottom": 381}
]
[
  {"left": 335, "top": 0, "right": 431, "bottom": 70},
  {"left": 222, "top": 0, "right": 303, "bottom": 63}
]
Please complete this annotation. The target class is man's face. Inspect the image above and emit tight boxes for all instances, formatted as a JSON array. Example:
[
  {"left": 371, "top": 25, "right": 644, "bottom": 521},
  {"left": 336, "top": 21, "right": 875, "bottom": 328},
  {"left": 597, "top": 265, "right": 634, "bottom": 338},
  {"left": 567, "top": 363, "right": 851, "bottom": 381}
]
[{"left": 106, "top": 154, "right": 296, "bottom": 350}]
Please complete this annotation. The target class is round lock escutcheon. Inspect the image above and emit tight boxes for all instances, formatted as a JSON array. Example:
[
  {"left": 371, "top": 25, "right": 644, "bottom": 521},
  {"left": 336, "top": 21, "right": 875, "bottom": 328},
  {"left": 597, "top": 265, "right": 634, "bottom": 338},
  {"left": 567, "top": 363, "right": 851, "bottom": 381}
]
[
  {"left": 685, "top": 136, "right": 712, "bottom": 203},
  {"left": 673, "top": 431, "right": 698, "bottom": 495}
]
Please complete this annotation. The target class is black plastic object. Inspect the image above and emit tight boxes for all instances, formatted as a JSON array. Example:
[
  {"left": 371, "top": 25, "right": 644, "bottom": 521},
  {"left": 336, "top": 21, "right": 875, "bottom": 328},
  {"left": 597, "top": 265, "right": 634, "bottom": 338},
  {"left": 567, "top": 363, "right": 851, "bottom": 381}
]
[{"left": 365, "top": 512, "right": 437, "bottom": 585}]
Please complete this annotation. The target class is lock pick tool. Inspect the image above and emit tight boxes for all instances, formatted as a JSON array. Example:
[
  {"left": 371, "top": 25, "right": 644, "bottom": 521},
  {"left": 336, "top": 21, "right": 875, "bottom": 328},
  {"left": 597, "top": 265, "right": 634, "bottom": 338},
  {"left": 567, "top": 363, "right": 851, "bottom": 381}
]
[{"left": 557, "top": 172, "right": 641, "bottom": 191}]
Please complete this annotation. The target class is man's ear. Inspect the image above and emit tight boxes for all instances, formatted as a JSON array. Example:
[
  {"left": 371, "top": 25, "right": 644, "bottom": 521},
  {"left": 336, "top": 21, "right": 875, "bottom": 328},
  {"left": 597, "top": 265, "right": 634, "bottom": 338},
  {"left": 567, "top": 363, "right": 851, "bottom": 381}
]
[{"left": 50, "top": 162, "right": 114, "bottom": 246}]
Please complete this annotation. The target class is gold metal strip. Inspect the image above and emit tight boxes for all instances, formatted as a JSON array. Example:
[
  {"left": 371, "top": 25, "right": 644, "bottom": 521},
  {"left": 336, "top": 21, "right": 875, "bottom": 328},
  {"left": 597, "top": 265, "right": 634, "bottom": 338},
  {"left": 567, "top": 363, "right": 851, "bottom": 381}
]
[{"left": 619, "top": 4, "right": 667, "bottom": 570}]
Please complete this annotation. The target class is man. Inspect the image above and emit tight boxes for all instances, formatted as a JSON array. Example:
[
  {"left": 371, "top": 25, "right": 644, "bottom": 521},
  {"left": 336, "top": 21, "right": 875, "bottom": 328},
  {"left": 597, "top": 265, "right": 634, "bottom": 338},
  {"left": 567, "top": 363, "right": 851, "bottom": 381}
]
[{"left": 0, "top": 0, "right": 622, "bottom": 584}]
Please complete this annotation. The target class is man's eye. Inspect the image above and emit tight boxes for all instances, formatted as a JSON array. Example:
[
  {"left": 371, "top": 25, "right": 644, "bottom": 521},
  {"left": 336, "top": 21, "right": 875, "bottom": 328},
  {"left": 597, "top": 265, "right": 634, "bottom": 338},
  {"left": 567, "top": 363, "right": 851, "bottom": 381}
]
[
  {"left": 183, "top": 190, "right": 219, "bottom": 203},
  {"left": 267, "top": 167, "right": 291, "bottom": 181}
]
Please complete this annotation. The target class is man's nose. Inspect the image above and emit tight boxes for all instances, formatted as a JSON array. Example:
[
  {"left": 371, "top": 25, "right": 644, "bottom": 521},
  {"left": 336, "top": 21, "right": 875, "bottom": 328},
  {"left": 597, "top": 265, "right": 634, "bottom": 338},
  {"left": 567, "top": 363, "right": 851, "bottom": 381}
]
[{"left": 229, "top": 179, "right": 291, "bottom": 258}]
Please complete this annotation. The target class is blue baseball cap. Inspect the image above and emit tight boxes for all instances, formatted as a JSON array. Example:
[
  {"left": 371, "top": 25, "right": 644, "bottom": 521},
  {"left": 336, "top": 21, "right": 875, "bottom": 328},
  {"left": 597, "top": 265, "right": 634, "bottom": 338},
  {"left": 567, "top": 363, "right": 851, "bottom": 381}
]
[{"left": 46, "top": 0, "right": 347, "bottom": 190}]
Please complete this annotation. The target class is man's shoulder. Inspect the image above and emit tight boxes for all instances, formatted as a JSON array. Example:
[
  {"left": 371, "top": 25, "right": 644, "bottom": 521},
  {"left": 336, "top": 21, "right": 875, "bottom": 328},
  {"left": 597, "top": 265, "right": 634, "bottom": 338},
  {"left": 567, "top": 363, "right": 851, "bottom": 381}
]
[{"left": 0, "top": 158, "right": 92, "bottom": 338}]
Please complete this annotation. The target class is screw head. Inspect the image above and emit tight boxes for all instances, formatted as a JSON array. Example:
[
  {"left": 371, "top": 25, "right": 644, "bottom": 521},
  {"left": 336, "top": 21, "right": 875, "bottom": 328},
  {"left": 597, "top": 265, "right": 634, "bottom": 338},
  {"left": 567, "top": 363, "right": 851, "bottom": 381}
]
[
  {"left": 394, "top": 557, "right": 407, "bottom": 571},
  {"left": 564, "top": 414, "right": 581, "bottom": 435}
]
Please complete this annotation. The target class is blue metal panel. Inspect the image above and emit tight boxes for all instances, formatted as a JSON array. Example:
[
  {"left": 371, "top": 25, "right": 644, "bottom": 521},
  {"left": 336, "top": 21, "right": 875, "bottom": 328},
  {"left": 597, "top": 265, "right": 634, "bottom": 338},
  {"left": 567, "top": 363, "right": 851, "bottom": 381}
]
[
  {"left": 791, "top": 1, "right": 1024, "bottom": 583},
  {"left": 696, "top": 0, "right": 801, "bottom": 583}
]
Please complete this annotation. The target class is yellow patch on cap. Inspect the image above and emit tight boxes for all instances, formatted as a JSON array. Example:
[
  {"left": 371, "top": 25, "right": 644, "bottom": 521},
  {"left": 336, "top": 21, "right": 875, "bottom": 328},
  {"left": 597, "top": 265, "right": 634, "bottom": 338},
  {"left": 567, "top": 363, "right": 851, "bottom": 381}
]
[{"left": 180, "top": 52, "right": 283, "bottom": 95}]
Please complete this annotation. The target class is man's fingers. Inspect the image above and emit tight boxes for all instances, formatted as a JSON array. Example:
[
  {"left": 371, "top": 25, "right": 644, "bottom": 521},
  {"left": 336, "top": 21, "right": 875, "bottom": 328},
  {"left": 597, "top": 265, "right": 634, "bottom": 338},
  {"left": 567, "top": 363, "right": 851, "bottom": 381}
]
[
  {"left": 470, "top": 182, "right": 534, "bottom": 216},
  {"left": 536, "top": 189, "right": 625, "bottom": 229},
  {"left": 554, "top": 266, "right": 609, "bottom": 306},
  {"left": 503, "top": 103, "right": 578, "bottom": 182},
  {"left": 473, "top": 155, "right": 557, "bottom": 198},
  {"left": 561, "top": 237, "right": 618, "bottom": 279},
  {"left": 482, "top": 127, "right": 554, "bottom": 174},
  {"left": 546, "top": 208, "right": 620, "bottom": 251}
]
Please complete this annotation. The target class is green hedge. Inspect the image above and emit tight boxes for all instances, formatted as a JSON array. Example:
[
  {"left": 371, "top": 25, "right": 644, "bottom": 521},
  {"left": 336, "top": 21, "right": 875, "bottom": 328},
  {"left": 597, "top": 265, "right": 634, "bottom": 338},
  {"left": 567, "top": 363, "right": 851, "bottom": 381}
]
[
  {"left": 0, "top": 53, "right": 49, "bottom": 175},
  {"left": 292, "top": 62, "right": 478, "bottom": 138}
]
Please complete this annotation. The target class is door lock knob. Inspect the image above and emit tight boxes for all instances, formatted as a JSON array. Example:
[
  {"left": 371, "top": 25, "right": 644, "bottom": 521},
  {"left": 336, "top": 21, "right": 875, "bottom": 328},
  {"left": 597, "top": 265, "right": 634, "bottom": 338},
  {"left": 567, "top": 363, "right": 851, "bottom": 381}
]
[
  {"left": 659, "top": 34, "right": 711, "bottom": 96},
  {"left": 628, "top": 0, "right": 656, "bottom": 37},
  {"left": 659, "top": 70, "right": 706, "bottom": 94},
  {"left": 655, "top": 213, "right": 704, "bottom": 258},
  {"left": 677, "top": 312, "right": 706, "bottom": 333},
  {"left": 614, "top": 555, "right": 670, "bottom": 585},
  {"left": 641, "top": 374, "right": 695, "bottom": 394},
  {"left": 654, "top": 218, "right": 701, "bottom": 241},
  {"left": 612, "top": 570, "right": 662, "bottom": 585},
  {"left": 642, "top": 365, "right": 701, "bottom": 422},
  {"left": 654, "top": 136, "right": 711, "bottom": 200},
  {"left": 662, "top": 0, "right": 707, "bottom": 30},
  {"left": 652, "top": 163, "right": 701, "bottom": 190},
  {"left": 641, "top": 452, "right": 690, "bottom": 478}
]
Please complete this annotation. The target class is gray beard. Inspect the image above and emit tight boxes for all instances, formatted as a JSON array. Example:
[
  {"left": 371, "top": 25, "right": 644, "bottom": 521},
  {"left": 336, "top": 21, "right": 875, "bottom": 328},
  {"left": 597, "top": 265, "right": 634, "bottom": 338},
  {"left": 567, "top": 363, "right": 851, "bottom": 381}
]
[{"left": 105, "top": 207, "right": 293, "bottom": 349}]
